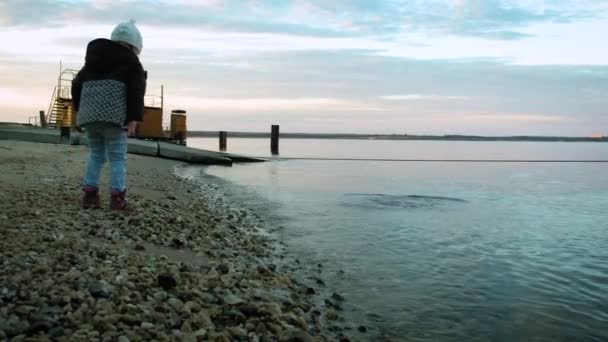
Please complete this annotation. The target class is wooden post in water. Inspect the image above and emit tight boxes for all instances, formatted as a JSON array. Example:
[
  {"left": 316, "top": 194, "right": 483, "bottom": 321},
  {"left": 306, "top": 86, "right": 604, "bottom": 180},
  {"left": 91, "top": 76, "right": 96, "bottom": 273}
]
[
  {"left": 271, "top": 125, "right": 279, "bottom": 155},
  {"left": 219, "top": 131, "right": 227, "bottom": 151},
  {"left": 39, "top": 110, "right": 47, "bottom": 128}
]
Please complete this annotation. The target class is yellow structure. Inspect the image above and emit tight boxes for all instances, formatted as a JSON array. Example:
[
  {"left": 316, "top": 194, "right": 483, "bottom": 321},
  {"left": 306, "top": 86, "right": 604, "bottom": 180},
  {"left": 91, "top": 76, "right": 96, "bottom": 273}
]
[{"left": 137, "top": 106, "right": 164, "bottom": 138}]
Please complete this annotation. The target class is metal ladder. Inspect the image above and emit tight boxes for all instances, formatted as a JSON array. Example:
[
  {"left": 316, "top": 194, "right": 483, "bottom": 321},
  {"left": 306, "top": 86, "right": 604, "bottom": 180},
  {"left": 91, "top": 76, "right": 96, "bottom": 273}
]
[{"left": 46, "top": 68, "right": 79, "bottom": 128}]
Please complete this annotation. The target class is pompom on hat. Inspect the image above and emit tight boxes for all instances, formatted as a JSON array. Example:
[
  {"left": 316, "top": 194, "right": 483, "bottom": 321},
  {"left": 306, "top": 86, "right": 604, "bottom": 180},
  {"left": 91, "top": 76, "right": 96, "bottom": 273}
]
[{"left": 111, "top": 19, "right": 143, "bottom": 55}]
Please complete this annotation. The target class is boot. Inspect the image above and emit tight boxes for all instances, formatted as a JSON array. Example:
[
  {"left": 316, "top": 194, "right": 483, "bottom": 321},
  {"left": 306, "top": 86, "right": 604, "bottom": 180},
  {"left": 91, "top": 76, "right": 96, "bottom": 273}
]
[
  {"left": 82, "top": 185, "right": 100, "bottom": 209},
  {"left": 110, "top": 189, "right": 128, "bottom": 211}
]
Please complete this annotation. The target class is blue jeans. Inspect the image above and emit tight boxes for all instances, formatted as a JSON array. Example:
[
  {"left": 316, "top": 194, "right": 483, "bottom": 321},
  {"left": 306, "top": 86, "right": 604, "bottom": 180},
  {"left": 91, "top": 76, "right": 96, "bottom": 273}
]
[{"left": 83, "top": 123, "right": 127, "bottom": 191}]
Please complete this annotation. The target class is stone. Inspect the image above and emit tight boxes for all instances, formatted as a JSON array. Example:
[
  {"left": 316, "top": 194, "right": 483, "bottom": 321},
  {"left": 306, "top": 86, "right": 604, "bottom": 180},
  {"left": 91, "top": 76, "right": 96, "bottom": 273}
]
[
  {"left": 183, "top": 301, "right": 200, "bottom": 314},
  {"left": 177, "top": 291, "right": 195, "bottom": 302},
  {"left": 181, "top": 320, "right": 193, "bottom": 334},
  {"left": 167, "top": 297, "right": 184, "bottom": 311},
  {"left": 305, "top": 287, "right": 315, "bottom": 295},
  {"left": 171, "top": 238, "right": 185, "bottom": 248},
  {"left": 134, "top": 244, "right": 146, "bottom": 251},
  {"left": 88, "top": 280, "right": 113, "bottom": 299},
  {"left": 216, "top": 263, "right": 230, "bottom": 274},
  {"left": 239, "top": 304, "right": 264, "bottom": 318},
  {"left": 326, "top": 310, "right": 339, "bottom": 321},
  {"left": 282, "top": 330, "right": 313, "bottom": 342},
  {"left": 120, "top": 314, "right": 142, "bottom": 326},
  {"left": 0, "top": 319, "right": 30, "bottom": 337},
  {"left": 192, "top": 311, "right": 214, "bottom": 329},
  {"left": 358, "top": 325, "right": 367, "bottom": 333},
  {"left": 29, "top": 319, "right": 54, "bottom": 333},
  {"left": 157, "top": 273, "right": 177, "bottom": 290},
  {"left": 182, "top": 334, "right": 197, "bottom": 342},
  {"left": 118, "top": 335, "right": 130, "bottom": 342},
  {"left": 224, "top": 294, "right": 244, "bottom": 305},
  {"left": 194, "top": 328, "right": 207, "bottom": 337},
  {"left": 141, "top": 322, "right": 154, "bottom": 329},
  {"left": 228, "top": 326, "right": 247, "bottom": 338},
  {"left": 331, "top": 292, "right": 345, "bottom": 302}
]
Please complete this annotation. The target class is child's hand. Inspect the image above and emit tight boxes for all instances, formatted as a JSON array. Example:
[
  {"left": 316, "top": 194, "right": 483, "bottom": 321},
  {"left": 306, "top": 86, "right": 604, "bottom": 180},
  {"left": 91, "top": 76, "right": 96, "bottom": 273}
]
[{"left": 127, "top": 121, "right": 138, "bottom": 136}]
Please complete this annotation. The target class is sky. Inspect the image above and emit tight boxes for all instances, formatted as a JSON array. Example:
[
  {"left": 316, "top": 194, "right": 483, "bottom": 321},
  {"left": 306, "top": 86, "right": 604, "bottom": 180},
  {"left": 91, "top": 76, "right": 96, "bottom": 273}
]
[{"left": 0, "top": 0, "right": 607, "bottom": 136}]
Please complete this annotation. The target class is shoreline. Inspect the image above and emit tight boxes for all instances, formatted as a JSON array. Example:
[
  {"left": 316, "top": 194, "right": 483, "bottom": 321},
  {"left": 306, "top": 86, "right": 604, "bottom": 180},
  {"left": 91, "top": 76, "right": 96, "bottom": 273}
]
[{"left": 0, "top": 140, "right": 366, "bottom": 341}]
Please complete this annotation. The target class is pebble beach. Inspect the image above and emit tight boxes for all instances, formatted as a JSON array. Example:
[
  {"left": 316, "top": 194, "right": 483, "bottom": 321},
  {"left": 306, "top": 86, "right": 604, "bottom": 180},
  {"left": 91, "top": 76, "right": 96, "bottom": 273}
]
[{"left": 0, "top": 140, "right": 365, "bottom": 342}]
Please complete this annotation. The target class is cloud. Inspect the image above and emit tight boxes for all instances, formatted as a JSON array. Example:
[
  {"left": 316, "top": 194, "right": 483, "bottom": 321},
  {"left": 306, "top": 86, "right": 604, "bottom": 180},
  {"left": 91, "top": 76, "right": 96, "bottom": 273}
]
[
  {"left": 164, "top": 96, "right": 385, "bottom": 113},
  {"left": 380, "top": 94, "right": 470, "bottom": 101},
  {"left": 461, "top": 113, "right": 568, "bottom": 122},
  {"left": 1, "top": 0, "right": 605, "bottom": 41}
]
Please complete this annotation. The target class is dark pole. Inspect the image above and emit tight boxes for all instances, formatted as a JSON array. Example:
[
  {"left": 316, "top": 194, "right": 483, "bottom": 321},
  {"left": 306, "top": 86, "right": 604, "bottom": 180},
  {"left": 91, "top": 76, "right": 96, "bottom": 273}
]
[
  {"left": 219, "top": 131, "right": 227, "bottom": 151},
  {"left": 271, "top": 125, "right": 279, "bottom": 155},
  {"left": 39, "top": 110, "right": 47, "bottom": 128}
]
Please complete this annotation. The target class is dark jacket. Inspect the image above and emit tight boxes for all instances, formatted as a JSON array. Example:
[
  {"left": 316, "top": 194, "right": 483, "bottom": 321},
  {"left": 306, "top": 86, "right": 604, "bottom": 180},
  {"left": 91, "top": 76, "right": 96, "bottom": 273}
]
[{"left": 72, "top": 38, "right": 147, "bottom": 126}]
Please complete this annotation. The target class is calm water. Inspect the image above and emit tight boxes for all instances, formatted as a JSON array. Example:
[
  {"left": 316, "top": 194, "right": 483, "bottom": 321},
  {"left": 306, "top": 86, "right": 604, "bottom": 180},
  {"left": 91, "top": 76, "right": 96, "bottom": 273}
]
[{"left": 189, "top": 138, "right": 608, "bottom": 341}]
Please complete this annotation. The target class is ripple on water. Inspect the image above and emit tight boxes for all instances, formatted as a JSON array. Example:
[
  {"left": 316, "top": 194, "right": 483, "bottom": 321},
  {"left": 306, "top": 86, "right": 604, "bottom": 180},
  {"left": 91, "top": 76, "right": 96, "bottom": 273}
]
[{"left": 341, "top": 193, "right": 468, "bottom": 210}]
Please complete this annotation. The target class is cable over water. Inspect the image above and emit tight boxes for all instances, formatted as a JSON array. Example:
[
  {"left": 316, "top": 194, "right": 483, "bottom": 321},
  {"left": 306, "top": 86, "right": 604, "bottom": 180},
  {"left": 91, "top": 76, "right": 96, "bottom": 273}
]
[{"left": 260, "top": 157, "right": 608, "bottom": 163}]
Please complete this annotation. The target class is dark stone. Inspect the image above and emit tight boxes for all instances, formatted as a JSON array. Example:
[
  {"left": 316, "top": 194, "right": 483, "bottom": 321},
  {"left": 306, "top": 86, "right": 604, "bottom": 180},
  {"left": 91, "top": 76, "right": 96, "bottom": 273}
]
[
  {"left": 171, "top": 238, "right": 185, "bottom": 248},
  {"left": 48, "top": 327, "right": 65, "bottom": 338},
  {"left": 268, "top": 264, "right": 277, "bottom": 272},
  {"left": 157, "top": 273, "right": 177, "bottom": 290},
  {"left": 177, "top": 291, "right": 195, "bottom": 302},
  {"left": 315, "top": 278, "right": 325, "bottom": 286},
  {"left": 285, "top": 330, "right": 313, "bottom": 342},
  {"left": 29, "top": 319, "right": 54, "bottom": 333},
  {"left": 238, "top": 304, "right": 264, "bottom": 318},
  {"left": 96, "top": 250, "right": 107, "bottom": 259},
  {"left": 179, "top": 263, "right": 192, "bottom": 273},
  {"left": 257, "top": 266, "right": 272, "bottom": 276},
  {"left": 226, "top": 309, "right": 247, "bottom": 324},
  {"left": 216, "top": 263, "right": 230, "bottom": 275},
  {"left": 305, "top": 287, "right": 316, "bottom": 295},
  {"left": 88, "top": 280, "right": 113, "bottom": 299},
  {"left": 331, "top": 292, "right": 345, "bottom": 302},
  {"left": 0, "top": 319, "right": 30, "bottom": 337},
  {"left": 329, "top": 325, "right": 343, "bottom": 332},
  {"left": 120, "top": 314, "right": 142, "bottom": 326},
  {"left": 358, "top": 326, "right": 367, "bottom": 333},
  {"left": 134, "top": 244, "right": 146, "bottom": 251}
]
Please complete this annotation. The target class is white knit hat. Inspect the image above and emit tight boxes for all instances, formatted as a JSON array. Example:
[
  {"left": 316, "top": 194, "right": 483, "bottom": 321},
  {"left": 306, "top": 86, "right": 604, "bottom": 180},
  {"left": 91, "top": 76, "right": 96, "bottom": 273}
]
[{"left": 111, "top": 19, "right": 143, "bottom": 55}]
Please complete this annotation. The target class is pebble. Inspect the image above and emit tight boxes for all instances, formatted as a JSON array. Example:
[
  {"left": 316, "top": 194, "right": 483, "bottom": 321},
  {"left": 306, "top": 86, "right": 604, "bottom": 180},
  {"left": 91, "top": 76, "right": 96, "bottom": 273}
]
[
  {"left": 117, "top": 335, "right": 130, "bottom": 342},
  {"left": 224, "top": 294, "right": 244, "bottom": 305},
  {"left": 141, "top": 322, "right": 155, "bottom": 329},
  {"left": 88, "top": 280, "right": 113, "bottom": 298},
  {"left": 167, "top": 297, "right": 184, "bottom": 311},
  {"left": 331, "top": 292, "right": 345, "bottom": 302},
  {"left": 1, "top": 319, "right": 30, "bottom": 338},
  {"left": 0, "top": 144, "right": 358, "bottom": 342},
  {"left": 157, "top": 273, "right": 177, "bottom": 290}
]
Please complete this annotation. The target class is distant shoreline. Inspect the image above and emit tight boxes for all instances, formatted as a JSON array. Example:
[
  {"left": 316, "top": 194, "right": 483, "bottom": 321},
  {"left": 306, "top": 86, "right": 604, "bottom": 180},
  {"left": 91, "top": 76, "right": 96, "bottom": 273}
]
[{"left": 188, "top": 131, "right": 608, "bottom": 142}]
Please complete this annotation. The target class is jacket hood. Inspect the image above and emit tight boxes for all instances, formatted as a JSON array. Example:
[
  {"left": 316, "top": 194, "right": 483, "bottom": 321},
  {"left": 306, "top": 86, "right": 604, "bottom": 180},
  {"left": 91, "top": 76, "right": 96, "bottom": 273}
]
[{"left": 84, "top": 38, "right": 140, "bottom": 72}]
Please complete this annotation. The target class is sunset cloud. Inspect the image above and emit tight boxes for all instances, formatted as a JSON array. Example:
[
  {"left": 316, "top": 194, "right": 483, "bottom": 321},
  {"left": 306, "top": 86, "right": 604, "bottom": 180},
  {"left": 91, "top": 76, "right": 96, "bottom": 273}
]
[{"left": 0, "top": 0, "right": 606, "bottom": 135}]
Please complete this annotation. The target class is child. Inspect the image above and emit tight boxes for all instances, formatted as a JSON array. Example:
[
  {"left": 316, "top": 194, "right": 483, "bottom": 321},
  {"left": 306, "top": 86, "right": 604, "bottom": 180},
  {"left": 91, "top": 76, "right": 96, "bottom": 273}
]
[{"left": 72, "top": 19, "right": 147, "bottom": 210}]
